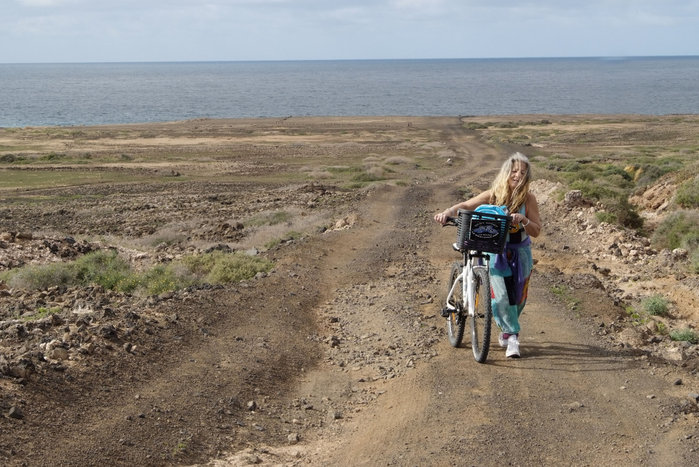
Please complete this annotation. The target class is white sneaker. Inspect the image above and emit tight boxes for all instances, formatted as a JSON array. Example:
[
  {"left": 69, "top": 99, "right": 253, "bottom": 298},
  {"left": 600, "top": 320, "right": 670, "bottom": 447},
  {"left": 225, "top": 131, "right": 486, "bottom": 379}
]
[
  {"left": 505, "top": 335, "right": 520, "bottom": 358},
  {"left": 498, "top": 333, "right": 507, "bottom": 348}
]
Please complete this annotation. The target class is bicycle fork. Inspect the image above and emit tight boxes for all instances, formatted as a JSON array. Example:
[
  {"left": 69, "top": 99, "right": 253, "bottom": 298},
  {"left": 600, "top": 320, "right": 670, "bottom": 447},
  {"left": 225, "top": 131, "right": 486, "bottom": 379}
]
[
  {"left": 444, "top": 256, "right": 488, "bottom": 317},
  {"left": 444, "top": 257, "right": 475, "bottom": 316}
]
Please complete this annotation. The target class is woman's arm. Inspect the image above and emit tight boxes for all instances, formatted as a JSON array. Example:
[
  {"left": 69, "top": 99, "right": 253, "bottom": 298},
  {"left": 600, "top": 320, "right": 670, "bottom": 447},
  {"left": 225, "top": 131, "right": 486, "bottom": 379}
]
[
  {"left": 433, "top": 190, "right": 492, "bottom": 225},
  {"left": 520, "top": 192, "right": 542, "bottom": 238}
]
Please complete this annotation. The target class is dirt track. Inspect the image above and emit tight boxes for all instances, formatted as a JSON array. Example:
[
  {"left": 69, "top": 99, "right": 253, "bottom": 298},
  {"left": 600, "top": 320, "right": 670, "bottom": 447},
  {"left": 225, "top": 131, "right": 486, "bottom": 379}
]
[{"left": 1, "top": 117, "right": 697, "bottom": 465}]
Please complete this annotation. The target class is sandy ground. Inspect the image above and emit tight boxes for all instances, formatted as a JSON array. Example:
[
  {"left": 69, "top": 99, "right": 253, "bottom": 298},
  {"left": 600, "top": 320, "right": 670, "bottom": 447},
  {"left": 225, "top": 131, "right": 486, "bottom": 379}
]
[{"left": 0, "top": 116, "right": 697, "bottom": 466}]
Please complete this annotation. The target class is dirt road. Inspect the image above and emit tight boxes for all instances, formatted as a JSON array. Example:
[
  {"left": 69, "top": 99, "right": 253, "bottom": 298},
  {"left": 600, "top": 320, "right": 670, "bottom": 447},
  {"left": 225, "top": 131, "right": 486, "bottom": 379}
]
[
  {"left": 205, "top": 134, "right": 698, "bottom": 465},
  {"left": 1, "top": 118, "right": 697, "bottom": 466}
]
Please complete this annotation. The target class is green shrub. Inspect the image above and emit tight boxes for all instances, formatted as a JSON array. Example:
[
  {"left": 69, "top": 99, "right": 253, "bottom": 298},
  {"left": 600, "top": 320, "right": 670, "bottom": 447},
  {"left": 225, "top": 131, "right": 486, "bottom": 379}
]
[
  {"left": 602, "top": 195, "right": 643, "bottom": 229},
  {"left": 137, "top": 264, "right": 190, "bottom": 295},
  {"left": 651, "top": 210, "right": 699, "bottom": 251},
  {"left": 634, "top": 164, "right": 672, "bottom": 187},
  {"left": 669, "top": 328, "right": 698, "bottom": 344},
  {"left": 5, "top": 261, "right": 76, "bottom": 290},
  {"left": 73, "top": 250, "right": 132, "bottom": 290},
  {"left": 206, "top": 254, "right": 272, "bottom": 283},
  {"left": 595, "top": 211, "right": 617, "bottom": 224},
  {"left": 641, "top": 294, "right": 669, "bottom": 316},
  {"left": 4, "top": 249, "right": 273, "bottom": 296},
  {"left": 569, "top": 180, "right": 613, "bottom": 200},
  {"left": 182, "top": 250, "right": 272, "bottom": 284},
  {"left": 21, "top": 306, "right": 61, "bottom": 322},
  {"left": 351, "top": 171, "right": 383, "bottom": 183},
  {"left": 675, "top": 176, "right": 699, "bottom": 208}
]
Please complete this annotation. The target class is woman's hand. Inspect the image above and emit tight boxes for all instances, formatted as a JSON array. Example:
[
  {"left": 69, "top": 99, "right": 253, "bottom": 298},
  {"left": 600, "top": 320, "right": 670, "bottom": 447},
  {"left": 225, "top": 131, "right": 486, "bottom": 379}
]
[
  {"left": 511, "top": 212, "right": 527, "bottom": 226},
  {"left": 434, "top": 210, "right": 451, "bottom": 225}
]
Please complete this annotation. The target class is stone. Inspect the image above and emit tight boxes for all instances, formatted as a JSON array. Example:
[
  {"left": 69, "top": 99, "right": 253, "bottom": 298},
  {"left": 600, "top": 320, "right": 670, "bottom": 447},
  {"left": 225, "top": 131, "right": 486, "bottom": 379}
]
[
  {"left": 8, "top": 406, "right": 24, "bottom": 419},
  {"left": 671, "top": 248, "right": 688, "bottom": 260},
  {"left": 564, "top": 190, "right": 586, "bottom": 207},
  {"left": 49, "top": 347, "right": 69, "bottom": 361}
]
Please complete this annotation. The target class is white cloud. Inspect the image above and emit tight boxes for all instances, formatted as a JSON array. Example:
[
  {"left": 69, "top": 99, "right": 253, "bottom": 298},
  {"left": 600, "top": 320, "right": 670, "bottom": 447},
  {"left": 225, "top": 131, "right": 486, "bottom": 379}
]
[
  {"left": 2, "top": 0, "right": 698, "bottom": 62},
  {"left": 16, "top": 0, "right": 82, "bottom": 6}
]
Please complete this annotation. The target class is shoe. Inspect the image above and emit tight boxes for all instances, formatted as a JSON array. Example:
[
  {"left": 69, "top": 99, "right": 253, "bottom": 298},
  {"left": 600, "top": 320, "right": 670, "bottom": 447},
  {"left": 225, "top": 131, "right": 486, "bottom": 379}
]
[
  {"left": 498, "top": 333, "right": 507, "bottom": 348},
  {"left": 505, "top": 335, "right": 520, "bottom": 358}
]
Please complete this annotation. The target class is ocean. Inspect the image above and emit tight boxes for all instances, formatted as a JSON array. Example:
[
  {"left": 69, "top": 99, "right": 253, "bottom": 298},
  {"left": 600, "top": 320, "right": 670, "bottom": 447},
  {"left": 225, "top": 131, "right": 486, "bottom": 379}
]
[{"left": 1, "top": 56, "right": 697, "bottom": 127}]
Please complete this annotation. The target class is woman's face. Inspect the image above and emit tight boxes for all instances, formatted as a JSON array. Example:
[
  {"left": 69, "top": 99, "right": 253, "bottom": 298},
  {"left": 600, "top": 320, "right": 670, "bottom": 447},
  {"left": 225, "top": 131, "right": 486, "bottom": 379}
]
[{"left": 508, "top": 161, "right": 528, "bottom": 190}]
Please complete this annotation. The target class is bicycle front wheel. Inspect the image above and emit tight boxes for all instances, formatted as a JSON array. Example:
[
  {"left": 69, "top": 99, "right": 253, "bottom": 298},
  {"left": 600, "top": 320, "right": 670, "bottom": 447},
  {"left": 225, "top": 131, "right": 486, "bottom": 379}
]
[
  {"left": 446, "top": 262, "right": 465, "bottom": 347},
  {"left": 470, "top": 266, "right": 493, "bottom": 363}
]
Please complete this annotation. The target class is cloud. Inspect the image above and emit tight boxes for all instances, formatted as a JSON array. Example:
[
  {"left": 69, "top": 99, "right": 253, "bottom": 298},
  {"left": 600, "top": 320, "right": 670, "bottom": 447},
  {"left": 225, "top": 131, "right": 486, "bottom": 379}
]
[{"left": 2, "top": 0, "right": 698, "bottom": 62}]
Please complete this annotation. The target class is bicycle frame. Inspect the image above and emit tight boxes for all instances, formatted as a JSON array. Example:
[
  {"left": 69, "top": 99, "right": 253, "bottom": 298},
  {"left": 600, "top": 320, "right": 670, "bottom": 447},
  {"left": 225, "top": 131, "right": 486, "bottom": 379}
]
[{"left": 444, "top": 250, "right": 490, "bottom": 317}]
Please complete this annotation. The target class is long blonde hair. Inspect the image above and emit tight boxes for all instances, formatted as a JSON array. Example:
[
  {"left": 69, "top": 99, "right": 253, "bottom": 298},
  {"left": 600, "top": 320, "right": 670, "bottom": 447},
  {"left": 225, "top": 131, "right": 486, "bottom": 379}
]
[{"left": 490, "top": 152, "right": 531, "bottom": 212}]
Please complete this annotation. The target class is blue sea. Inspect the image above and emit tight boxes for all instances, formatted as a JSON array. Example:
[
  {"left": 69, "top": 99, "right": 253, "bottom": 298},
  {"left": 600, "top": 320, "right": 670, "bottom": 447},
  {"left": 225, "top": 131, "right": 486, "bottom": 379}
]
[{"left": 1, "top": 56, "right": 697, "bottom": 127}]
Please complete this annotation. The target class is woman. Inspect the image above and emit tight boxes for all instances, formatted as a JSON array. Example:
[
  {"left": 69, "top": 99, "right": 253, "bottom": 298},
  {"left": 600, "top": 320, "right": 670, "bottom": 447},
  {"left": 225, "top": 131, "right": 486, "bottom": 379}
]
[{"left": 434, "top": 152, "right": 541, "bottom": 358}]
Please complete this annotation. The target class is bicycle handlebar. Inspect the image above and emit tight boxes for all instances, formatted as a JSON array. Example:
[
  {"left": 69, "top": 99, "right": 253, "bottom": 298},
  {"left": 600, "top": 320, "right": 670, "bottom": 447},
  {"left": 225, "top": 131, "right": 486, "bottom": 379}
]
[{"left": 443, "top": 216, "right": 459, "bottom": 227}]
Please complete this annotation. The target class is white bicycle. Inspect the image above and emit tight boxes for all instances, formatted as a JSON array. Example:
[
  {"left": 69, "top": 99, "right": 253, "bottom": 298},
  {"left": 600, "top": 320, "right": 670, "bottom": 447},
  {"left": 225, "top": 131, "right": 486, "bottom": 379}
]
[{"left": 441, "top": 207, "right": 510, "bottom": 363}]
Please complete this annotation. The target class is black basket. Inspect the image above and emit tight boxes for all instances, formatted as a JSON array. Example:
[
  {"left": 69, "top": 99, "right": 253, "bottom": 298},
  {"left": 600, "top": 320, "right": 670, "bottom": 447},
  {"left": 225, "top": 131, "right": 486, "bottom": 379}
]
[{"left": 455, "top": 209, "right": 510, "bottom": 254}]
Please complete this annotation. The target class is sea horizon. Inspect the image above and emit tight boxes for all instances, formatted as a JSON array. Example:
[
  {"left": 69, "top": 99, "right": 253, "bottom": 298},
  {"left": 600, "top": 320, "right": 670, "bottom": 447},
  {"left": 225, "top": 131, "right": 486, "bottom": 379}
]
[
  {"left": 2, "top": 54, "right": 698, "bottom": 66},
  {"left": 2, "top": 56, "right": 698, "bottom": 127}
]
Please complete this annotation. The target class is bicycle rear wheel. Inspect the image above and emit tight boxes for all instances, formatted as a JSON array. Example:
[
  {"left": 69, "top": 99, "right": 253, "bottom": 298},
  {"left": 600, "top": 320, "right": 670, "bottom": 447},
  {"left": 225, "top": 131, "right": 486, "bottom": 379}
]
[
  {"left": 446, "top": 262, "right": 465, "bottom": 347},
  {"left": 470, "top": 266, "right": 493, "bottom": 363}
]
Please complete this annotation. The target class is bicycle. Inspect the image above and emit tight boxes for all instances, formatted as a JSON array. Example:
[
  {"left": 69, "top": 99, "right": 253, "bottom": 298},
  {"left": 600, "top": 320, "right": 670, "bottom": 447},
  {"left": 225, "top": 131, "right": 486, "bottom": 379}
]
[{"left": 440, "top": 207, "right": 510, "bottom": 363}]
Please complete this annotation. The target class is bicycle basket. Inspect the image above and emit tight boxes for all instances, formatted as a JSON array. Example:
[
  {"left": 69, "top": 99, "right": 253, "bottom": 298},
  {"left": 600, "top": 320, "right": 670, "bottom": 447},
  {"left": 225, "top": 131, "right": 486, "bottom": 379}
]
[{"left": 455, "top": 209, "right": 510, "bottom": 254}]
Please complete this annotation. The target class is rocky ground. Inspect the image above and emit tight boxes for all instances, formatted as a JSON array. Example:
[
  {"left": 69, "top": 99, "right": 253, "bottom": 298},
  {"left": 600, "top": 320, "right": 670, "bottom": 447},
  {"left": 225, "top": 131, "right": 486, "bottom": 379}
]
[{"left": 0, "top": 116, "right": 697, "bottom": 465}]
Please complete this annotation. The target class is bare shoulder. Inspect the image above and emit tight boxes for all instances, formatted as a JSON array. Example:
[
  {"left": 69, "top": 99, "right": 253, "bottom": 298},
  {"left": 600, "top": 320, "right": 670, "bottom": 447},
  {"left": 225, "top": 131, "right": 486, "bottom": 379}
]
[{"left": 526, "top": 191, "right": 539, "bottom": 205}]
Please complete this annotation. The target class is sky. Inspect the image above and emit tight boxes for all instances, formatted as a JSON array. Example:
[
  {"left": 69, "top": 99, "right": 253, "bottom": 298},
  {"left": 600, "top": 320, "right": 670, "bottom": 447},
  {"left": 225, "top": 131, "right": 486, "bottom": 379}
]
[{"left": 2, "top": 0, "right": 698, "bottom": 63}]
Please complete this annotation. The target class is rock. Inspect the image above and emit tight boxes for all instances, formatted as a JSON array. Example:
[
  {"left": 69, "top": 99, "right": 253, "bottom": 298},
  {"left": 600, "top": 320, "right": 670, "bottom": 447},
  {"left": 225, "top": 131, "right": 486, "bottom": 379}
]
[
  {"left": 288, "top": 433, "right": 300, "bottom": 444},
  {"left": 246, "top": 400, "right": 257, "bottom": 411},
  {"left": 8, "top": 358, "right": 34, "bottom": 379},
  {"left": 243, "top": 454, "right": 262, "bottom": 464},
  {"left": 672, "top": 248, "right": 688, "bottom": 260},
  {"left": 564, "top": 190, "right": 587, "bottom": 207},
  {"left": 49, "top": 347, "right": 69, "bottom": 361},
  {"left": 8, "top": 406, "right": 24, "bottom": 420},
  {"left": 570, "top": 273, "right": 603, "bottom": 290}
]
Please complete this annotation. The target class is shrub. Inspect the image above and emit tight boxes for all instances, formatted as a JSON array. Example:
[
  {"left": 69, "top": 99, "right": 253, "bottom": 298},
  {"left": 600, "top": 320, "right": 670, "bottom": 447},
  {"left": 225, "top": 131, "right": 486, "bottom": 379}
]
[
  {"left": 651, "top": 210, "right": 699, "bottom": 251},
  {"left": 4, "top": 249, "right": 273, "bottom": 296},
  {"left": 634, "top": 164, "right": 672, "bottom": 187},
  {"left": 21, "top": 306, "right": 61, "bottom": 322},
  {"left": 595, "top": 211, "right": 617, "bottom": 224},
  {"left": 603, "top": 195, "right": 643, "bottom": 229},
  {"left": 182, "top": 250, "right": 272, "bottom": 284},
  {"left": 669, "top": 328, "right": 699, "bottom": 344},
  {"left": 675, "top": 176, "right": 699, "bottom": 208},
  {"left": 641, "top": 294, "right": 669, "bottom": 316},
  {"left": 5, "top": 261, "right": 76, "bottom": 290},
  {"left": 73, "top": 250, "right": 132, "bottom": 290}
]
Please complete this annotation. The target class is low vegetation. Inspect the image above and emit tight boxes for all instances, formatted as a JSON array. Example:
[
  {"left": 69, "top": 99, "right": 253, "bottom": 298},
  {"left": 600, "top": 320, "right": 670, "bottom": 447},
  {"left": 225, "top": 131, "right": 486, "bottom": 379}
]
[
  {"left": 0, "top": 249, "right": 273, "bottom": 297},
  {"left": 641, "top": 294, "right": 669, "bottom": 316},
  {"left": 669, "top": 328, "right": 699, "bottom": 344}
]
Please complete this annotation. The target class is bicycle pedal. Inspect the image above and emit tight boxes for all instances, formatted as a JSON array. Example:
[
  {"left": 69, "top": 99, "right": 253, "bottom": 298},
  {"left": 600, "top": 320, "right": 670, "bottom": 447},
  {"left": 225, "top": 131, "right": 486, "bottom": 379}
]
[{"left": 440, "top": 307, "right": 451, "bottom": 318}]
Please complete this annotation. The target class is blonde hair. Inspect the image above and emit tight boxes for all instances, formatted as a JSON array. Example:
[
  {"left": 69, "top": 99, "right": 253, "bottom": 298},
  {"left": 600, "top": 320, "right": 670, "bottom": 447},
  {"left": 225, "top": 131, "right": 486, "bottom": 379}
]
[{"left": 490, "top": 152, "right": 531, "bottom": 212}]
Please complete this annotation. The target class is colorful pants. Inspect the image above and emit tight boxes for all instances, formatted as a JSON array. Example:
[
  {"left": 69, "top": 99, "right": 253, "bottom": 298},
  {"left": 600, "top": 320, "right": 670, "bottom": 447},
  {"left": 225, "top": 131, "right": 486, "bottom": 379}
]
[{"left": 488, "top": 241, "right": 533, "bottom": 335}]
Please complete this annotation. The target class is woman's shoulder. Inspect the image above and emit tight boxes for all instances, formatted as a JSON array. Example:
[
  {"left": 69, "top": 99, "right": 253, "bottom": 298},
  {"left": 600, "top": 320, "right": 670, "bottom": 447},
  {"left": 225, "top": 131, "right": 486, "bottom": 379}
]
[{"left": 526, "top": 191, "right": 538, "bottom": 205}]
